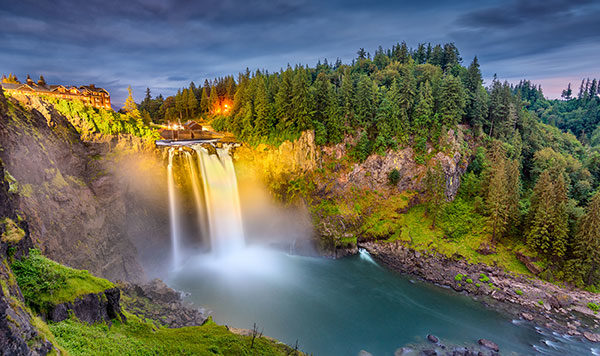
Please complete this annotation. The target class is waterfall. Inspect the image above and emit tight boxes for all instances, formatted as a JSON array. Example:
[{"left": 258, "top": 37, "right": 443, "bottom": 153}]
[
  {"left": 193, "top": 144, "right": 245, "bottom": 255},
  {"left": 165, "top": 142, "right": 245, "bottom": 264},
  {"left": 184, "top": 151, "right": 209, "bottom": 244},
  {"left": 167, "top": 148, "right": 181, "bottom": 267}
]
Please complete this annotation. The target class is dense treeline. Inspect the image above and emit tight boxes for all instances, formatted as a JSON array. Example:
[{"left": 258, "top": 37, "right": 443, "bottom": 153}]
[
  {"left": 140, "top": 41, "right": 600, "bottom": 287},
  {"left": 138, "top": 76, "right": 236, "bottom": 124}
]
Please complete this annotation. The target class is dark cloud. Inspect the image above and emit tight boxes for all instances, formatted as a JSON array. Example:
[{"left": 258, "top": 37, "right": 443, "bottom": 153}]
[{"left": 0, "top": 0, "right": 597, "bottom": 104}]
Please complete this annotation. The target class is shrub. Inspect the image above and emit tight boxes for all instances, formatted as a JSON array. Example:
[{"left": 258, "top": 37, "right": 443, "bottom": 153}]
[
  {"left": 479, "top": 273, "right": 490, "bottom": 283},
  {"left": 475, "top": 283, "right": 481, "bottom": 287},
  {"left": 454, "top": 274, "right": 464, "bottom": 282},
  {"left": 588, "top": 302, "right": 599, "bottom": 312},
  {"left": 488, "top": 282, "right": 494, "bottom": 288},
  {"left": 388, "top": 169, "right": 401, "bottom": 186},
  {"left": 538, "top": 300, "right": 544, "bottom": 305},
  {"left": 515, "top": 289, "right": 523, "bottom": 296},
  {"left": 466, "top": 278, "right": 473, "bottom": 284}
]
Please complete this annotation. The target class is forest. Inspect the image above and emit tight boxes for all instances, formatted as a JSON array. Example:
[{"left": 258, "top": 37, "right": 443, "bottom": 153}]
[{"left": 137, "top": 42, "right": 600, "bottom": 288}]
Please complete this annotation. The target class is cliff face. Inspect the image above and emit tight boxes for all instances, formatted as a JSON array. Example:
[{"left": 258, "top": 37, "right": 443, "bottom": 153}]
[
  {"left": 320, "top": 127, "right": 472, "bottom": 200},
  {"left": 0, "top": 96, "right": 57, "bottom": 354},
  {"left": 0, "top": 90, "right": 146, "bottom": 282}
]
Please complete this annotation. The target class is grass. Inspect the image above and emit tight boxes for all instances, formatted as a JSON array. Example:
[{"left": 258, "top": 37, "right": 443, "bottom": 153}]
[
  {"left": 588, "top": 302, "right": 599, "bottom": 312},
  {"left": 49, "top": 314, "right": 298, "bottom": 356},
  {"left": 515, "top": 289, "right": 524, "bottom": 296},
  {"left": 11, "top": 249, "right": 114, "bottom": 313}
]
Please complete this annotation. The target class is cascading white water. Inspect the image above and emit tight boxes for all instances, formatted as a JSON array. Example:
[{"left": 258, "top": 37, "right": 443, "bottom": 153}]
[
  {"left": 167, "top": 148, "right": 181, "bottom": 267},
  {"left": 193, "top": 144, "right": 245, "bottom": 255},
  {"left": 184, "top": 151, "right": 209, "bottom": 244}
]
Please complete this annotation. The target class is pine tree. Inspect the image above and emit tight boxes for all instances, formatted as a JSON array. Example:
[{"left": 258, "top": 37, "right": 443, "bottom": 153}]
[
  {"left": 373, "top": 91, "right": 393, "bottom": 154},
  {"left": 275, "top": 67, "right": 294, "bottom": 131},
  {"left": 527, "top": 170, "right": 555, "bottom": 254},
  {"left": 552, "top": 173, "right": 569, "bottom": 258},
  {"left": 355, "top": 75, "right": 375, "bottom": 128},
  {"left": 486, "top": 143, "right": 509, "bottom": 242},
  {"left": 575, "top": 191, "right": 600, "bottom": 285},
  {"left": 561, "top": 83, "right": 572, "bottom": 100},
  {"left": 412, "top": 81, "right": 434, "bottom": 137},
  {"left": 438, "top": 74, "right": 465, "bottom": 127},
  {"left": 122, "top": 86, "right": 141, "bottom": 118},
  {"left": 340, "top": 71, "right": 354, "bottom": 129},
  {"left": 398, "top": 65, "right": 416, "bottom": 117},
  {"left": 291, "top": 67, "right": 312, "bottom": 132},
  {"left": 200, "top": 87, "right": 209, "bottom": 113},
  {"left": 187, "top": 87, "right": 198, "bottom": 118},
  {"left": 208, "top": 85, "right": 219, "bottom": 113},
  {"left": 253, "top": 76, "right": 271, "bottom": 138},
  {"left": 505, "top": 159, "right": 521, "bottom": 235},
  {"left": 387, "top": 79, "right": 408, "bottom": 139}
]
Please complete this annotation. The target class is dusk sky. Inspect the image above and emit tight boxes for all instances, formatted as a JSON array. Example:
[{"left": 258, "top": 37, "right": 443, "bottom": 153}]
[{"left": 1, "top": 0, "right": 599, "bottom": 106}]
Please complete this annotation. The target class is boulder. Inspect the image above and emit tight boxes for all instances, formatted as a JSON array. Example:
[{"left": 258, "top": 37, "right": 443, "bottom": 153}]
[
  {"left": 515, "top": 252, "right": 542, "bottom": 275},
  {"left": 478, "top": 339, "right": 499, "bottom": 352},
  {"left": 427, "top": 334, "right": 439, "bottom": 343},
  {"left": 476, "top": 242, "right": 496, "bottom": 255},
  {"left": 555, "top": 293, "right": 573, "bottom": 308},
  {"left": 584, "top": 332, "right": 600, "bottom": 343},
  {"left": 521, "top": 312, "right": 534, "bottom": 321}
]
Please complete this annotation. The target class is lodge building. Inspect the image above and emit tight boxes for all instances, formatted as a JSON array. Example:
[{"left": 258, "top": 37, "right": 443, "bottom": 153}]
[{"left": 1, "top": 75, "right": 111, "bottom": 109}]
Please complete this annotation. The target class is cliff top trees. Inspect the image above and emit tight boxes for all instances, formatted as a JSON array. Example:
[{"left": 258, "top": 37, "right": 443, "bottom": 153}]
[{"left": 122, "top": 86, "right": 140, "bottom": 118}]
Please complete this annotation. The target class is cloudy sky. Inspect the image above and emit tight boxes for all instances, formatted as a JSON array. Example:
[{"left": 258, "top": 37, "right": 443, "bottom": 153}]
[{"left": 1, "top": 0, "right": 599, "bottom": 106}]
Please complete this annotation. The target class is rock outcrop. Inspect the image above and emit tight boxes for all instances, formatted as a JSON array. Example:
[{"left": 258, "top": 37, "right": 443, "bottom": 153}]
[
  {"left": 47, "top": 287, "right": 126, "bottom": 324},
  {"left": 321, "top": 127, "right": 471, "bottom": 200},
  {"left": 119, "top": 279, "right": 208, "bottom": 328}
]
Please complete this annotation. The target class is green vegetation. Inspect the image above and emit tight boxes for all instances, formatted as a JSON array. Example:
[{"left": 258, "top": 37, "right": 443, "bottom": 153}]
[
  {"left": 465, "top": 278, "right": 473, "bottom": 284},
  {"left": 7, "top": 251, "right": 298, "bottom": 355},
  {"left": 587, "top": 302, "right": 599, "bottom": 312},
  {"left": 388, "top": 168, "right": 400, "bottom": 185},
  {"left": 454, "top": 274, "right": 464, "bottom": 282},
  {"left": 11, "top": 249, "right": 114, "bottom": 313},
  {"left": 51, "top": 98, "right": 159, "bottom": 141},
  {"left": 49, "top": 315, "right": 295, "bottom": 356},
  {"left": 478, "top": 273, "right": 490, "bottom": 283},
  {"left": 538, "top": 300, "right": 544, "bottom": 305},
  {"left": 515, "top": 290, "right": 523, "bottom": 296},
  {"left": 1, "top": 218, "right": 25, "bottom": 243}
]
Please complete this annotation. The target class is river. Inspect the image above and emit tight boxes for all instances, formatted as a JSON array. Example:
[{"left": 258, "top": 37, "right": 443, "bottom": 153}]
[{"left": 167, "top": 247, "right": 597, "bottom": 355}]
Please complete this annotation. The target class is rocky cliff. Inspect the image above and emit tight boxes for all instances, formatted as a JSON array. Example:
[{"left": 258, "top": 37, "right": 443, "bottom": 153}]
[{"left": 0, "top": 89, "right": 150, "bottom": 282}]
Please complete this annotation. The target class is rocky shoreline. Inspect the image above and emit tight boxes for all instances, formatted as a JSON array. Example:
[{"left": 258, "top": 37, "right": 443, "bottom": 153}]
[{"left": 360, "top": 241, "right": 600, "bottom": 342}]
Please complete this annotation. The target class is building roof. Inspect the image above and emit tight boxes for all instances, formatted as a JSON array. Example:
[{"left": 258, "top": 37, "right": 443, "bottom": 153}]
[{"left": 2, "top": 81, "right": 109, "bottom": 96}]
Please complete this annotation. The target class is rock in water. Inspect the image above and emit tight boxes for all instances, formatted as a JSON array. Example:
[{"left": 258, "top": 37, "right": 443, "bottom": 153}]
[
  {"left": 521, "top": 312, "right": 534, "bottom": 321},
  {"left": 478, "top": 339, "right": 499, "bottom": 352},
  {"left": 358, "top": 350, "right": 373, "bottom": 356},
  {"left": 427, "top": 334, "right": 439, "bottom": 343},
  {"left": 584, "top": 332, "right": 600, "bottom": 342}
]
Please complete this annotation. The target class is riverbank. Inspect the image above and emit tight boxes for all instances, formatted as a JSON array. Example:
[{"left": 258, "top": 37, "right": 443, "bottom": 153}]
[{"left": 361, "top": 241, "right": 600, "bottom": 342}]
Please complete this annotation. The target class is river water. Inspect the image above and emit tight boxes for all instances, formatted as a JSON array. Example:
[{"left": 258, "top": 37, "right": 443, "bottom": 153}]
[{"left": 167, "top": 247, "right": 597, "bottom": 355}]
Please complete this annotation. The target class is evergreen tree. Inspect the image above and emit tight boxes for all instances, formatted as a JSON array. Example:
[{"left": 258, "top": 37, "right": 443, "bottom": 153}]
[
  {"left": 412, "top": 80, "right": 434, "bottom": 137},
  {"left": 122, "top": 86, "right": 141, "bottom": 118},
  {"left": 354, "top": 75, "right": 375, "bottom": 128},
  {"left": 340, "top": 71, "right": 354, "bottom": 129},
  {"left": 575, "top": 192, "right": 600, "bottom": 285},
  {"left": 208, "top": 85, "right": 219, "bottom": 113},
  {"left": 438, "top": 74, "right": 465, "bottom": 127},
  {"left": 253, "top": 76, "right": 271, "bottom": 138},
  {"left": 187, "top": 87, "right": 198, "bottom": 118},
  {"left": 275, "top": 67, "right": 294, "bottom": 131},
  {"left": 486, "top": 143, "right": 508, "bottom": 242},
  {"left": 373, "top": 91, "right": 394, "bottom": 154},
  {"left": 291, "top": 67, "right": 313, "bottom": 132},
  {"left": 200, "top": 87, "right": 209, "bottom": 113},
  {"left": 527, "top": 170, "right": 555, "bottom": 255},
  {"left": 561, "top": 83, "right": 572, "bottom": 100},
  {"left": 505, "top": 158, "right": 522, "bottom": 235}
]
